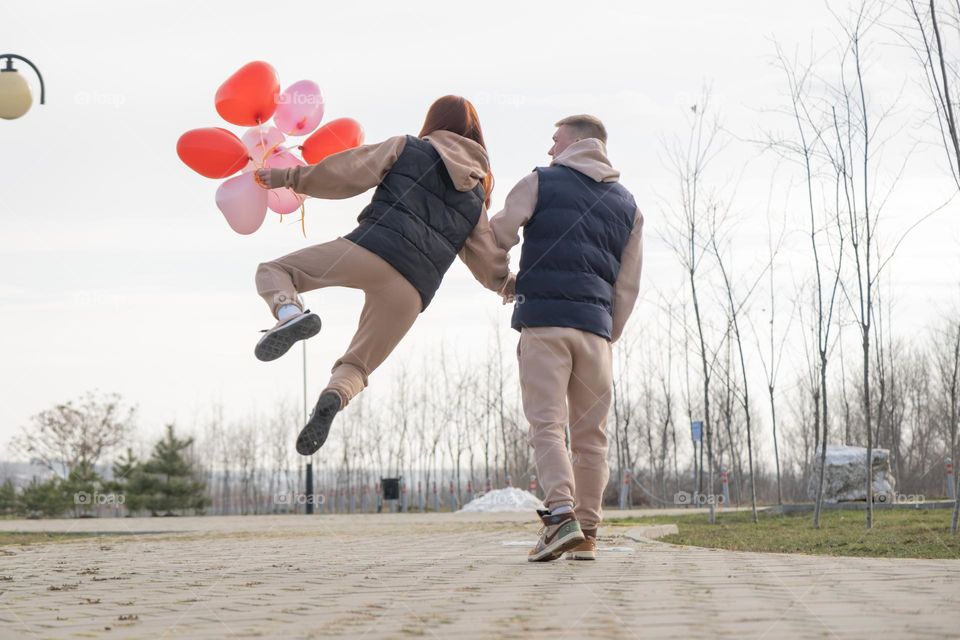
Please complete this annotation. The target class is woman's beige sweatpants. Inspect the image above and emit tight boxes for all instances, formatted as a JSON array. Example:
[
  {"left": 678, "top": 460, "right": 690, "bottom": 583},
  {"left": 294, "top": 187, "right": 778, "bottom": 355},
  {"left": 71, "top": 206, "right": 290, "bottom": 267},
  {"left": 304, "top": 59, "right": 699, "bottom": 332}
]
[
  {"left": 255, "top": 237, "right": 422, "bottom": 407},
  {"left": 518, "top": 326, "right": 612, "bottom": 530}
]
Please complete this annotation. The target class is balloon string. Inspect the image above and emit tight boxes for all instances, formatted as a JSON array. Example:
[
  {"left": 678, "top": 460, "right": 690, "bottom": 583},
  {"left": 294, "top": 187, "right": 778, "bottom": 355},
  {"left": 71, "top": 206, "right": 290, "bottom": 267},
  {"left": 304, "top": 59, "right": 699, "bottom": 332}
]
[
  {"left": 257, "top": 119, "right": 305, "bottom": 236},
  {"left": 255, "top": 119, "right": 266, "bottom": 169},
  {"left": 261, "top": 141, "right": 283, "bottom": 166}
]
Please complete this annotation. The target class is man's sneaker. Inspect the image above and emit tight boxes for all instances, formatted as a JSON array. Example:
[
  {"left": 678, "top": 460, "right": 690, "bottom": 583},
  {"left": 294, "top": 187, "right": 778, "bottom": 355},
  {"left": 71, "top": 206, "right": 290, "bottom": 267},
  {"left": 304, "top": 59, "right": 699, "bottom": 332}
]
[
  {"left": 296, "top": 391, "right": 342, "bottom": 455},
  {"left": 566, "top": 528, "right": 597, "bottom": 560},
  {"left": 527, "top": 509, "right": 585, "bottom": 562},
  {"left": 254, "top": 310, "right": 321, "bottom": 362}
]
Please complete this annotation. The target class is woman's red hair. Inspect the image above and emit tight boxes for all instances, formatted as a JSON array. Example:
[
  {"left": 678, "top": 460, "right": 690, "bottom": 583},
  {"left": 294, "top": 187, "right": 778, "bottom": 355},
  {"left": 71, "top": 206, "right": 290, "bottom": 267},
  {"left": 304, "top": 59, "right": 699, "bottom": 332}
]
[{"left": 419, "top": 95, "right": 493, "bottom": 208}]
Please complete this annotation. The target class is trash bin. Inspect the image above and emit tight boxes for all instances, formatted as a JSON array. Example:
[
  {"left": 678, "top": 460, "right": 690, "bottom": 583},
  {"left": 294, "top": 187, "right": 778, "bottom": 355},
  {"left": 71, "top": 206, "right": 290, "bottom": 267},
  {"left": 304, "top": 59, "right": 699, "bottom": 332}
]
[{"left": 381, "top": 477, "right": 401, "bottom": 502}]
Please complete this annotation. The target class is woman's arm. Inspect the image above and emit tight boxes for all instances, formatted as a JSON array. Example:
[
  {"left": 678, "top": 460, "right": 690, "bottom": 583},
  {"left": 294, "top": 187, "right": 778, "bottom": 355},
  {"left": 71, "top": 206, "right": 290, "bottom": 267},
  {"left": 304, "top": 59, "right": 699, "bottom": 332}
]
[
  {"left": 255, "top": 136, "right": 407, "bottom": 199},
  {"left": 458, "top": 205, "right": 514, "bottom": 297}
]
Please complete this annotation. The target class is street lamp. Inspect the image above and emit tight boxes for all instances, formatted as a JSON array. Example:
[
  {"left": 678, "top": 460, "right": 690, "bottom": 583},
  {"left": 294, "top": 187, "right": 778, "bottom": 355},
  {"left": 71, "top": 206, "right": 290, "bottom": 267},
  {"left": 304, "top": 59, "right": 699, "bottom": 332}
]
[{"left": 0, "top": 54, "right": 45, "bottom": 120}]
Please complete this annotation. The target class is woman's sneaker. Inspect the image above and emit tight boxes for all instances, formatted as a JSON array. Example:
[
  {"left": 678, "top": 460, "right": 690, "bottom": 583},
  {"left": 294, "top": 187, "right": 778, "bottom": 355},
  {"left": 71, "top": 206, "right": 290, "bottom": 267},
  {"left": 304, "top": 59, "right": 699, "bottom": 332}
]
[
  {"left": 527, "top": 509, "right": 585, "bottom": 562},
  {"left": 254, "top": 310, "right": 321, "bottom": 362},
  {"left": 295, "top": 391, "right": 342, "bottom": 455},
  {"left": 566, "top": 528, "right": 597, "bottom": 560}
]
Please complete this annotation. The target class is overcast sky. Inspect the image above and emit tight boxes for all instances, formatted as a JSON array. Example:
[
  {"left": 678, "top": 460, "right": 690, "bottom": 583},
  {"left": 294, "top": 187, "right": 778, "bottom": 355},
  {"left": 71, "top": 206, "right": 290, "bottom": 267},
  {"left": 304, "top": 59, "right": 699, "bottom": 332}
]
[{"left": 1, "top": 1, "right": 958, "bottom": 456}]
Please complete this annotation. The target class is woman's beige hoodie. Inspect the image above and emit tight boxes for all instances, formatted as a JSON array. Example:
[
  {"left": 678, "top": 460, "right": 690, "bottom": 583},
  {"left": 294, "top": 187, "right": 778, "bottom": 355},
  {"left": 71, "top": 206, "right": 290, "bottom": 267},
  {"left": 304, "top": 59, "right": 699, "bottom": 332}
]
[{"left": 266, "top": 131, "right": 512, "bottom": 296}]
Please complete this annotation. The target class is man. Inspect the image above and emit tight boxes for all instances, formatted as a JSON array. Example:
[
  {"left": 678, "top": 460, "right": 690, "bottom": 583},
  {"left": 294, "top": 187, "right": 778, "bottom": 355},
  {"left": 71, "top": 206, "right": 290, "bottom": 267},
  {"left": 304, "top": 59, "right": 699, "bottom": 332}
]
[{"left": 491, "top": 115, "right": 644, "bottom": 562}]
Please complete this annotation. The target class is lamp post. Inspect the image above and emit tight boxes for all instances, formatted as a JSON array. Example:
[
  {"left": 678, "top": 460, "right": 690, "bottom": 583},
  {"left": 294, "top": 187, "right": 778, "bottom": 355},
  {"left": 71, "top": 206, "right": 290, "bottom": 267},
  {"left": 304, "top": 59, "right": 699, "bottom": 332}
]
[
  {"left": 304, "top": 340, "right": 314, "bottom": 514},
  {"left": 0, "top": 54, "right": 45, "bottom": 120}
]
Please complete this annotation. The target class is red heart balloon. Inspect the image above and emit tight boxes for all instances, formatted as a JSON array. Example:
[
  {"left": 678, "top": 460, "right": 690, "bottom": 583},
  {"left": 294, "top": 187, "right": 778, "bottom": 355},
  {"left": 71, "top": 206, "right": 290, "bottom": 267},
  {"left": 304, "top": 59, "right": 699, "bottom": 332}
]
[
  {"left": 215, "top": 61, "right": 280, "bottom": 126},
  {"left": 177, "top": 127, "right": 250, "bottom": 178},
  {"left": 302, "top": 118, "right": 365, "bottom": 164}
]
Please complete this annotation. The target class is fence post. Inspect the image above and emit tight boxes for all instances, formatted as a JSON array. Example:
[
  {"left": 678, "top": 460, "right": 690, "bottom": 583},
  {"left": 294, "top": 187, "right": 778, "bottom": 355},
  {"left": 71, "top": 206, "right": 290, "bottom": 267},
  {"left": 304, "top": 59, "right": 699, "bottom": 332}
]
[
  {"left": 720, "top": 467, "right": 731, "bottom": 508},
  {"left": 947, "top": 458, "right": 956, "bottom": 500},
  {"left": 619, "top": 471, "right": 629, "bottom": 510}
]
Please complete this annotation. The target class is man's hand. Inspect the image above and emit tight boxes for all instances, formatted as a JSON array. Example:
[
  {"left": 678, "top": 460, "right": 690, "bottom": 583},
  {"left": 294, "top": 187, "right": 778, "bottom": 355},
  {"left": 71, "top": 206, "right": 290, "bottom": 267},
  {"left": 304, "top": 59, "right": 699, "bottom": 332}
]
[{"left": 253, "top": 168, "right": 273, "bottom": 189}]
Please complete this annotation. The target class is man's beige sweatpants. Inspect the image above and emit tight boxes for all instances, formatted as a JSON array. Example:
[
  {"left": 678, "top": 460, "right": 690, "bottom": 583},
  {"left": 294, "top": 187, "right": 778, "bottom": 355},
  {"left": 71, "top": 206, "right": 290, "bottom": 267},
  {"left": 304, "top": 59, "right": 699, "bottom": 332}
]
[
  {"left": 255, "top": 237, "right": 422, "bottom": 407},
  {"left": 519, "top": 326, "right": 612, "bottom": 530}
]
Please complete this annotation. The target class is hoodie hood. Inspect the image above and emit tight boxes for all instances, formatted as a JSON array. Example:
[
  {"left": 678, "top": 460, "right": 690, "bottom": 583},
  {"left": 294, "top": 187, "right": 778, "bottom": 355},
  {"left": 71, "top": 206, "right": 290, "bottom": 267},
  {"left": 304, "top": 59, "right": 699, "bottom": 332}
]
[
  {"left": 422, "top": 130, "right": 490, "bottom": 192},
  {"left": 551, "top": 138, "right": 620, "bottom": 183}
]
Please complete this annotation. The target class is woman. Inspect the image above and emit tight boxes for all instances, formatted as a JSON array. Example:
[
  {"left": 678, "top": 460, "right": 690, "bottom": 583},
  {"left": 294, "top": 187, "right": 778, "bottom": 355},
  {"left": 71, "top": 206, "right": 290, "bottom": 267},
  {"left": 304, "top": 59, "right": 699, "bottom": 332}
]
[{"left": 253, "top": 95, "right": 513, "bottom": 456}]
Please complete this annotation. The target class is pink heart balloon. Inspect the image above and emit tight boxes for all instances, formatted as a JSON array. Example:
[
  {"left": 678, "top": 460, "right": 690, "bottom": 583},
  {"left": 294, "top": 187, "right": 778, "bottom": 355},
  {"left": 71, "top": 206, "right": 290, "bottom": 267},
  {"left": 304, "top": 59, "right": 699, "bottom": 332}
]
[
  {"left": 215, "top": 172, "right": 268, "bottom": 235},
  {"left": 242, "top": 125, "right": 286, "bottom": 166},
  {"left": 266, "top": 149, "right": 306, "bottom": 171},
  {"left": 274, "top": 80, "right": 325, "bottom": 137},
  {"left": 267, "top": 188, "right": 305, "bottom": 215}
]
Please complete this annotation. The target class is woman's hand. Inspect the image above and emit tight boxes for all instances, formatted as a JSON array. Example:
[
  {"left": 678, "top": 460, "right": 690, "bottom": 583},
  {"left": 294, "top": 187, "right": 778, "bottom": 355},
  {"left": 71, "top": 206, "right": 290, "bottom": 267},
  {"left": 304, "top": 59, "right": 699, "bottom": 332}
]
[
  {"left": 253, "top": 168, "right": 272, "bottom": 189},
  {"left": 499, "top": 273, "right": 517, "bottom": 305}
]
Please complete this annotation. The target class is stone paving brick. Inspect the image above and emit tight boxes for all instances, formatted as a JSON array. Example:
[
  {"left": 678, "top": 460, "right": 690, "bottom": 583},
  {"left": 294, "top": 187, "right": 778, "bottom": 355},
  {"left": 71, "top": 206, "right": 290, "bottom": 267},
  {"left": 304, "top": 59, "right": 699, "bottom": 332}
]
[{"left": 0, "top": 512, "right": 957, "bottom": 638}]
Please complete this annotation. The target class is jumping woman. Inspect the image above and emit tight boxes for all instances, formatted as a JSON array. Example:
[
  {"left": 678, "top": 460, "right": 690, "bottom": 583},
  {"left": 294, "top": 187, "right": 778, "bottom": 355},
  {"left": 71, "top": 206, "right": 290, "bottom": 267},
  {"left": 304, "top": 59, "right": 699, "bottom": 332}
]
[{"left": 253, "top": 95, "right": 513, "bottom": 456}]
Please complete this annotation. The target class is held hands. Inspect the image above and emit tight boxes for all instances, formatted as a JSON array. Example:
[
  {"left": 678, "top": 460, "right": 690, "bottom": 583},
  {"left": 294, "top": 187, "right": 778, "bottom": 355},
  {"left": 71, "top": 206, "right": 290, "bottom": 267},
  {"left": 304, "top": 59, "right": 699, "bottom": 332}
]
[{"left": 499, "top": 273, "right": 517, "bottom": 305}]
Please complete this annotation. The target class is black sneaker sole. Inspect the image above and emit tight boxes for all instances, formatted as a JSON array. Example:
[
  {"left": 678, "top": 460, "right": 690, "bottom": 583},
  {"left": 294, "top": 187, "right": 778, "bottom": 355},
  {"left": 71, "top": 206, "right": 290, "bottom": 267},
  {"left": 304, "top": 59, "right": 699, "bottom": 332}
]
[
  {"left": 296, "top": 391, "right": 341, "bottom": 455},
  {"left": 255, "top": 313, "right": 322, "bottom": 362}
]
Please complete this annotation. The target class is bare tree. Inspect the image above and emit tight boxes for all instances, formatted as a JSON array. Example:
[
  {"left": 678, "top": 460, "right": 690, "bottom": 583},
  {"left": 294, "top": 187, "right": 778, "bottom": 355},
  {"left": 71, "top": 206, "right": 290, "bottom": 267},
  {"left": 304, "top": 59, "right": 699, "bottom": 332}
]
[
  {"left": 906, "top": 0, "right": 960, "bottom": 189},
  {"left": 711, "top": 215, "right": 769, "bottom": 522},
  {"left": 663, "top": 88, "right": 729, "bottom": 523},
  {"left": 770, "top": 42, "right": 845, "bottom": 529},
  {"left": 749, "top": 198, "right": 794, "bottom": 506},
  {"left": 612, "top": 333, "right": 639, "bottom": 503},
  {"left": 11, "top": 390, "right": 135, "bottom": 479},
  {"left": 825, "top": 1, "right": 915, "bottom": 528},
  {"left": 904, "top": 0, "right": 960, "bottom": 535},
  {"left": 932, "top": 311, "right": 960, "bottom": 533}
]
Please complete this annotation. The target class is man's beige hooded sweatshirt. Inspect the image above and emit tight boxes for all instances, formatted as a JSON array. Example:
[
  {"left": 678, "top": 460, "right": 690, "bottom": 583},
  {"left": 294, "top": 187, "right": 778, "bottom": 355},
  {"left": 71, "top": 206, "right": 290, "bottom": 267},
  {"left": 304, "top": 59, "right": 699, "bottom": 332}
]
[{"left": 489, "top": 139, "right": 644, "bottom": 341}]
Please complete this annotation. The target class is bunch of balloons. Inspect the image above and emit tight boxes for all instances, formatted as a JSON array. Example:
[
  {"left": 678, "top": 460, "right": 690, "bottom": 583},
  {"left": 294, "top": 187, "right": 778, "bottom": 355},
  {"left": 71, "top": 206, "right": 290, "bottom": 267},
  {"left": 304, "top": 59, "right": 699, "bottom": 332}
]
[{"left": 176, "top": 61, "right": 365, "bottom": 235}]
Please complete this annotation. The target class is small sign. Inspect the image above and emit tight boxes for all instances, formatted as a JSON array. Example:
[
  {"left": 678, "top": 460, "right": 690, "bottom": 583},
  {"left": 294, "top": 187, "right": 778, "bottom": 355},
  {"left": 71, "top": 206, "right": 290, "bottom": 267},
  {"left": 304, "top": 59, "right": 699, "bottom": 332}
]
[{"left": 691, "top": 421, "right": 703, "bottom": 442}]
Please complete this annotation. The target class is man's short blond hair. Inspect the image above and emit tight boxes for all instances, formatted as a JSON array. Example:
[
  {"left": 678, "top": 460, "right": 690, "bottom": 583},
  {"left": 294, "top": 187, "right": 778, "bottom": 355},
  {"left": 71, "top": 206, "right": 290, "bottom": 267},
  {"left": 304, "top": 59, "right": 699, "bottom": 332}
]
[{"left": 555, "top": 114, "right": 607, "bottom": 144}]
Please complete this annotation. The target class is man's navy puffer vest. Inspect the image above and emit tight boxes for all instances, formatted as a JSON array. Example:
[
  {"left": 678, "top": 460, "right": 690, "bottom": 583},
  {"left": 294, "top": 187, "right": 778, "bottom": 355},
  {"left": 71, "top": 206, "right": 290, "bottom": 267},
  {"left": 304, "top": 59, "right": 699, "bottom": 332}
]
[
  {"left": 344, "top": 135, "right": 484, "bottom": 310},
  {"left": 511, "top": 165, "right": 636, "bottom": 340}
]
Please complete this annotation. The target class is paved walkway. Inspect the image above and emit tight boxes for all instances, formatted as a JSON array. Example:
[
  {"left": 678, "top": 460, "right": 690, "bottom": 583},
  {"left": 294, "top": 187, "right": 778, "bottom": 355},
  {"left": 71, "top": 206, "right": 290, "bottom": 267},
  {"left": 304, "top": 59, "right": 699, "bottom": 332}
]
[{"left": 0, "top": 512, "right": 957, "bottom": 639}]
